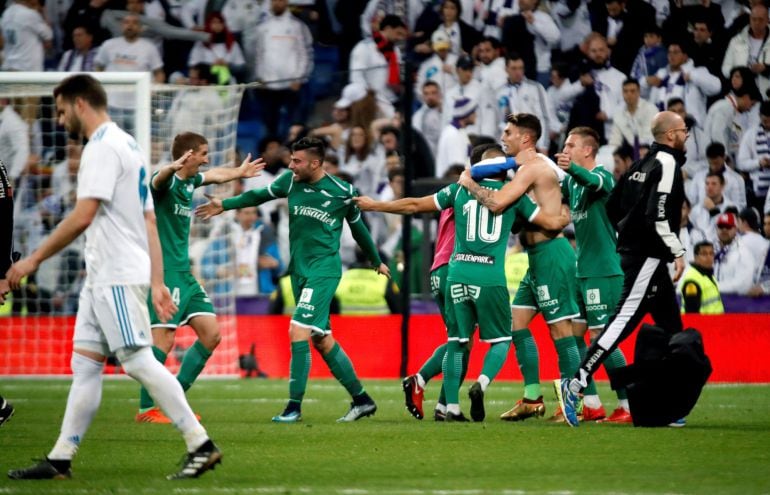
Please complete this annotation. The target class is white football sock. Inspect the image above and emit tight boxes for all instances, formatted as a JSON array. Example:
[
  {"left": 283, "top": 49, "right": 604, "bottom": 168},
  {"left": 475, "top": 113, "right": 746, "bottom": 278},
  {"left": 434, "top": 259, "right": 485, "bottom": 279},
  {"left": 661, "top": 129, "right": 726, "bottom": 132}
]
[
  {"left": 119, "top": 347, "right": 208, "bottom": 452},
  {"left": 446, "top": 403, "right": 461, "bottom": 415},
  {"left": 49, "top": 352, "right": 104, "bottom": 460},
  {"left": 416, "top": 373, "right": 426, "bottom": 389},
  {"left": 477, "top": 375, "right": 490, "bottom": 392},
  {"left": 435, "top": 403, "right": 447, "bottom": 414},
  {"left": 619, "top": 399, "right": 630, "bottom": 411},
  {"left": 583, "top": 394, "right": 602, "bottom": 409}
]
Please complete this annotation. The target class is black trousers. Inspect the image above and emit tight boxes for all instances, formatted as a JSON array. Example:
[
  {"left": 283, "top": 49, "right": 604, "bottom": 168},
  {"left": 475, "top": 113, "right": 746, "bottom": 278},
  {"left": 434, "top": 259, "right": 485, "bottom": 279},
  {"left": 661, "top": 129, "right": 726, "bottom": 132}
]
[{"left": 575, "top": 254, "right": 683, "bottom": 390}]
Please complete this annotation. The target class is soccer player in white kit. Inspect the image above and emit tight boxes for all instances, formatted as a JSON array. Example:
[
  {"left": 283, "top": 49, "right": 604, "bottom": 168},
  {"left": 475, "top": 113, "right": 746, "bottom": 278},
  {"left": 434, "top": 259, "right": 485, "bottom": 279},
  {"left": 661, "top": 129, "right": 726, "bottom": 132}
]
[{"left": 5, "top": 74, "right": 221, "bottom": 480}]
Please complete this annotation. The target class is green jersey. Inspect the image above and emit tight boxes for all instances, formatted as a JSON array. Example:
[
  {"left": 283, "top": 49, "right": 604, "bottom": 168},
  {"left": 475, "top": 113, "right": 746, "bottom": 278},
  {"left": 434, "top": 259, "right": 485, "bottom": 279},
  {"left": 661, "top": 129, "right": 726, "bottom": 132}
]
[
  {"left": 561, "top": 163, "right": 622, "bottom": 278},
  {"left": 222, "top": 170, "right": 381, "bottom": 278},
  {"left": 151, "top": 171, "right": 204, "bottom": 271},
  {"left": 435, "top": 180, "right": 540, "bottom": 287}
]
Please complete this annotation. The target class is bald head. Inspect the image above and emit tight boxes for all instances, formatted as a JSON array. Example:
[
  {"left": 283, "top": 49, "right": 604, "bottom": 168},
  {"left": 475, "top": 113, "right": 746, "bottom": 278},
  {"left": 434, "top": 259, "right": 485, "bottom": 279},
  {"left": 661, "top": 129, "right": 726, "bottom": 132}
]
[{"left": 652, "top": 111, "right": 688, "bottom": 150}]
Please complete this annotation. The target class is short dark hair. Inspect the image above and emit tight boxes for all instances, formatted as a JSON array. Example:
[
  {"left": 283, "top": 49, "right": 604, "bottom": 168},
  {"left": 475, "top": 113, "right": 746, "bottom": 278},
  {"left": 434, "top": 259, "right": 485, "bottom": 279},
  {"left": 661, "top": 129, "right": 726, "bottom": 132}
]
[
  {"left": 422, "top": 80, "right": 440, "bottom": 91},
  {"left": 693, "top": 241, "right": 713, "bottom": 255},
  {"left": 380, "top": 125, "right": 400, "bottom": 139},
  {"left": 614, "top": 143, "right": 634, "bottom": 160},
  {"left": 442, "top": 0, "right": 462, "bottom": 15},
  {"left": 291, "top": 137, "right": 326, "bottom": 162},
  {"left": 507, "top": 113, "right": 542, "bottom": 141},
  {"left": 478, "top": 36, "right": 500, "bottom": 50},
  {"left": 505, "top": 51, "right": 523, "bottom": 64},
  {"left": 379, "top": 14, "right": 406, "bottom": 30},
  {"left": 470, "top": 143, "right": 501, "bottom": 164},
  {"left": 172, "top": 132, "right": 208, "bottom": 160},
  {"left": 623, "top": 78, "right": 640, "bottom": 88},
  {"left": 705, "top": 141, "right": 726, "bottom": 158},
  {"left": 53, "top": 74, "right": 107, "bottom": 110},
  {"left": 706, "top": 171, "right": 725, "bottom": 184},
  {"left": 666, "top": 97, "right": 685, "bottom": 109},
  {"left": 388, "top": 166, "right": 405, "bottom": 182}
]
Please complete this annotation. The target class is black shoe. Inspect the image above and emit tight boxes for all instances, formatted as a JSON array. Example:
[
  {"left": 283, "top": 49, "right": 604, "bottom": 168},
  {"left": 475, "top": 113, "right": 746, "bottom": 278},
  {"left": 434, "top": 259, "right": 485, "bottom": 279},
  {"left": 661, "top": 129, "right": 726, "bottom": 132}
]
[
  {"left": 445, "top": 411, "right": 470, "bottom": 422},
  {"left": 433, "top": 409, "right": 446, "bottom": 422},
  {"left": 0, "top": 399, "right": 14, "bottom": 427},
  {"left": 468, "top": 382, "right": 485, "bottom": 422},
  {"left": 167, "top": 440, "right": 222, "bottom": 480},
  {"left": 8, "top": 458, "right": 72, "bottom": 480}
]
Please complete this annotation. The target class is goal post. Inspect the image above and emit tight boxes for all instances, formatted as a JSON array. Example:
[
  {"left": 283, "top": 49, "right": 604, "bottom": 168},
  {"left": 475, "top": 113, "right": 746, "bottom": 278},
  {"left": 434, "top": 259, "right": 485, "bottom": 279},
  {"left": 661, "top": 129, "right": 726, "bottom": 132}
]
[{"left": 0, "top": 72, "right": 246, "bottom": 377}]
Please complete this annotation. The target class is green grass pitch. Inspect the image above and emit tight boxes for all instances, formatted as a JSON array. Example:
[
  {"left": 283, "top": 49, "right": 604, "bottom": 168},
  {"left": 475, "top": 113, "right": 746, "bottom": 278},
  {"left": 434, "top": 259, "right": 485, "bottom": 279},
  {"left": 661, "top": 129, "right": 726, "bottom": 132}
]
[{"left": 0, "top": 378, "right": 768, "bottom": 494}]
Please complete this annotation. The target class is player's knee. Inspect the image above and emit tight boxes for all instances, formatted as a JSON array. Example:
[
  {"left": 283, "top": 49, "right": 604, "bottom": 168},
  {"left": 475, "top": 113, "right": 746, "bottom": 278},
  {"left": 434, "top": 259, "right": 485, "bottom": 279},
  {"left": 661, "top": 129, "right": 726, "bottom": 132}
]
[
  {"left": 116, "top": 346, "right": 156, "bottom": 379},
  {"left": 71, "top": 351, "right": 105, "bottom": 377},
  {"left": 312, "top": 334, "right": 334, "bottom": 354}
]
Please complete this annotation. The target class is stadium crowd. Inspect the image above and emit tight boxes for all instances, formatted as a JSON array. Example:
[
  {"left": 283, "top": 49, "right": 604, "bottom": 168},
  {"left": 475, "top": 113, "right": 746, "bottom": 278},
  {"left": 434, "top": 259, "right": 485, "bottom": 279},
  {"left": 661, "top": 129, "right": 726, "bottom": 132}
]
[{"left": 2, "top": 0, "right": 770, "bottom": 316}]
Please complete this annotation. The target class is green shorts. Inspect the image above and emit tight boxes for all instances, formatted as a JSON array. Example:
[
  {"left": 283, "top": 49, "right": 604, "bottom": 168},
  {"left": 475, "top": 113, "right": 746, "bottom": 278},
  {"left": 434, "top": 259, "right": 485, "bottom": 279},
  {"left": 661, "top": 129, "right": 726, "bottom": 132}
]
[
  {"left": 447, "top": 282, "right": 512, "bottom": 343},
  {"left": 290, "top": 274, "right": 340, "bottom": 336},
  {"left": 150, "top": 271, "right": 215, "bottom": 328},
  {"left": 431, "top": 264, "right": 458, "bottom": 336},
  {"left": 511, "top": 237, "right": 579, "bottom": 324},
  {"left": 576, "top": 275, "right": 623, "bottom": 329}
]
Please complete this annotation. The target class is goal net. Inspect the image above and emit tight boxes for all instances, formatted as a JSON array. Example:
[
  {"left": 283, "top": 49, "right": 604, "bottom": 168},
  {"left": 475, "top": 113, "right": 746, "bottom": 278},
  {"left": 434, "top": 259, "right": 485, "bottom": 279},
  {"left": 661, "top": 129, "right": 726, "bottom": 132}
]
[{"left": 0, "top": 72, "right": 245, "bottom": 376}]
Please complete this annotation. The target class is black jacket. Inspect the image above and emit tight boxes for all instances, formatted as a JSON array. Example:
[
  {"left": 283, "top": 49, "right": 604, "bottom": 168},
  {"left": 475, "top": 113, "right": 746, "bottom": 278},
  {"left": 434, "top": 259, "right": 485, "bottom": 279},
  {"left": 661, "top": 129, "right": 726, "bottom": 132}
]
[
  {"left": 606, "top": 142, "right": 686, "bottom": 261},
  {"left": 0, "top": 159, "right": 14, "bottom": 275}
]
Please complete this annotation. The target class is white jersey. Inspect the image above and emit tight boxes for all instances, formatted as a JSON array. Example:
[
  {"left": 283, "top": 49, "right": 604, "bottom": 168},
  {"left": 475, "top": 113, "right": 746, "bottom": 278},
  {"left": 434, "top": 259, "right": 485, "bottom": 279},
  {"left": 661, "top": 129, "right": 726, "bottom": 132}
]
[
  {"left": 94, "top": 36, "right": 163, "bottom": 108},
  {"left": 0, "top": 3, "right": 53, "bottom": 71},
  {"left": 77, "top": 122, "right": 153, "bottom": 287}
]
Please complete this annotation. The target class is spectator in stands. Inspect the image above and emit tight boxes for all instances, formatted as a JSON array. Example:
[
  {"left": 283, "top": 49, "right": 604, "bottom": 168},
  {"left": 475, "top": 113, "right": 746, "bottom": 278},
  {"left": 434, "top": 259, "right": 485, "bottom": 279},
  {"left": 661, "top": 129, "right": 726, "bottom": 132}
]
[
  {"left": 474, "top": 0, "right": 518, "bottom": 40},
  {"left": 415, "top": 30, "right": 458, "bottom": 100},
  {"left": 336, "top": 248, "right": 401, "bottom": 315},
  {"left": 690, "top": 172, "right": 738, "bottom": 235},
  {"left": 310, "top": 84, "right": 363, "bottom": 154},
  {"left": 644, "top": 40, "right": 721, "bottom": 130},
  {"left": 340, "top": 125, "right": 385, "bottom": 197},
  {"left": 612, "top": 144, "right": 634, "bottom": 181},
  {"left": 222, "top": 0, "right": 269, "bottom": 79},
  {"left": 349, "top": 14, "right": 408, "bottom": 106},
  {"left": 418, "top": 0, "right": 482, "bottom": 57},
  {"left": 0, "top": 101, "right": 30, "bottom": 189},
  {"left": 0, "top": 0, "right": 53, "bottom": 71},
  {"left": 706, "top": 84, "right": 760, "bottom": 163},
  {"left": 57, "top": 24, "right": 99, "bottom": 71},
  {"left": 377, "top": 120, "right": 435, "bottom": 178},
  {"left": 568, "top": 34, "right": 625, "bottom": 143},
  {"left": 630, "top": 25, "right": 668, "bottom": 99},
  {"left": 747, "top": 210, "right": 770, "bottom": 296},
  {"left": 442, "top": 55, "right": 481, "bottom": 130},
  {"left": 435, "top": 96, "right": 475, "bottom": 178},
  {"left": 473, "top": 36, "right": 507, "bottom": 137},
  {"left": 737, "top": 100, "right": 770, "bottom": 211},
  {"left": 679, "top": 241, "right": 724, "bottom": 314},
  {"left": 188, "top": 12, "right": 247, "bottom": 84},
  {"left": 738, "top": 206, "right": 770, "bottom": 275},
  {"left": 589, "top": 0, "right": 656, "bottom": 74},
  {"left": 689, "top": 19, "right": 725, "bottom": 79},
  {"left": 500, "top": 0, "right": 559, "bottom": 86},
  {"left": 232, "top": 206, "right": 283, "bottom": 296},
  {"left": 687, "top": 142, "right": 747, "bottom": 210},
  {"left": 63, "top": 0, "right": 111, "bottom": 51},
  {"left": 547, "top": 62, "right": 582, "bottom": 139},
  {"left": 254, "top": 0, "right": 314, "bottom": 140},
  {"left": 412, "top": 81, "right": 444, "bottom": 158},
  {"left": 664, "top": 98, "right": 707, "bottom": 179},
  {"left": 722, "top": 4, "right": 770, "bottom": 99},
  {"left": 493, "top": 54, "right": 559, "bottom": 152},
  {"left": 608, "top": 78, "right": 657, "bottom": 152},
  {"left": 680, "top": 197, "right": 708, "bottom": 265},
  {"left": 549, "top": 0, "right": 591, "bottom": 62},
  {"left": 714, "top": 212, "right": 759, "bottom": 294}
]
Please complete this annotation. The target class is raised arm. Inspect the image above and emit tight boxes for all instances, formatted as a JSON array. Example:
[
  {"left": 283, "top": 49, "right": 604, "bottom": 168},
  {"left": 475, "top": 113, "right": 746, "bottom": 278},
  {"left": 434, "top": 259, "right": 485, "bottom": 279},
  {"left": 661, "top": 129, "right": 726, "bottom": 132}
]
[
  {"left": 202, "top": 153, "right": 264, "bottom": 185},
  {"left": 458, "top": 165, "right": 535, "bottom": 213},
  {"left": 152, "top": 150, "right": 192, "bottom": 190},
  {"left": 354, "top": 194, "right": 439, "bottom": 215}
]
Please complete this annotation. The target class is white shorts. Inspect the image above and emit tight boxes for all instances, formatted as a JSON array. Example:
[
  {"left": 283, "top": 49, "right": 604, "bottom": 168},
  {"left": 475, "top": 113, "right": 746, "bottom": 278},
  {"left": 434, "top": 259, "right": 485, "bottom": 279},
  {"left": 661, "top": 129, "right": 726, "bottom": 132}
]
[{"left": 73, "top": 284, "right": 152, "bottom": 355}]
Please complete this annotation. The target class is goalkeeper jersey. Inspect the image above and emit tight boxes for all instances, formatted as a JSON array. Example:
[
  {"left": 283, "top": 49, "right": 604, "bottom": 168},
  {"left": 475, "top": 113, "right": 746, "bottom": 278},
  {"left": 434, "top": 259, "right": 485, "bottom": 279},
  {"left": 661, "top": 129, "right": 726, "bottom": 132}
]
[
  {"left": 223, "top": 170, "right": 378, "bottom": 278},
  {"left": 434, "top": 180, "right": 540, "bottom": 287},
  {"left": 151, "top": 171, "right": 204, "bottom": 272}
]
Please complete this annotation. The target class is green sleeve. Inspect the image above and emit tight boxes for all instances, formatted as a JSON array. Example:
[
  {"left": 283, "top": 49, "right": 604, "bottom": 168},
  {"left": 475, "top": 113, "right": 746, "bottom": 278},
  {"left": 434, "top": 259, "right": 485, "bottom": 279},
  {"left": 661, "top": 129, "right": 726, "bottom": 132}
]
[
  {"left": 567, "top": 163, "right": 614, "bottom": 194},
  {"left": 513, "top": 195, "right": 541, "bottom": 224},
  {"left": 348, "top": 215, "right": 382, "bottom": 267},
  {"left": 561, "top": 176, "right": 570, "bottom": 201},
  {"left": 193, "top": 172, "right": 204, "bottom": 188},
  {"left": 222, "top": 172, "right": 292, "bottom": 210},
  {"left": 434, "top": 183, "right": 459, "bottom": 210}
]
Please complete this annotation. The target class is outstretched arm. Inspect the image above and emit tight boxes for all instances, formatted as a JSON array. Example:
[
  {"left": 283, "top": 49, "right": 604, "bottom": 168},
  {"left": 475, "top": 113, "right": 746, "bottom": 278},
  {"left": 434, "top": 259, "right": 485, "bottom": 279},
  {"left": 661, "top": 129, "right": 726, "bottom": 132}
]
[
  {"left": 202, "top": 153, "right": 265, "bottom": 185},
  {"left": 152, "top": 150, "right": 193, "bottom": 190},
  {"left": 458, "top": 166, "right": 535, "bottom": 213},
  {"left": 354, "top": 194, "right": 439, "bottom": 215}
]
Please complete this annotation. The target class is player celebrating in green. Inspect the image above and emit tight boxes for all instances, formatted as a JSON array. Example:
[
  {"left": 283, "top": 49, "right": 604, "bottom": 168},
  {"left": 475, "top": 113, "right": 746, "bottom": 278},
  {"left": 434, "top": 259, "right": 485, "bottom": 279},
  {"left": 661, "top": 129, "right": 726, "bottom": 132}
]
[
  {"left": 356, "top": 144, "right": 569, "bottom": 421},
  {"left": 196, "top": 137, "right": 388, "bottom": 423},
  {"left": 553, "top": 127, "right": 631, "bottom": 423},
  {"left": 136, "top": 132, "right": 264, "bottom": 423}
]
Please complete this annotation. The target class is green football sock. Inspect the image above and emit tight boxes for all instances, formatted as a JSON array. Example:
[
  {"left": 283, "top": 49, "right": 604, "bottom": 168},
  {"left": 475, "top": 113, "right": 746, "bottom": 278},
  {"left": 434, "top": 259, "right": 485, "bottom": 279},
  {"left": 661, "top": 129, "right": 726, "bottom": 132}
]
[
  {"left": 438, "top": 343, "right": 469, "bottom": 405},
  {"left": 574, "top": 336, "right": 598, "bottom": 396},
  {"left": 603, "top": 347, "right": 629, "bottom": 400},
  {"left": 177, "top": 340, "right": 212, "bottom": 391},
  {"left": 418, "top": 344, "right": 446, "bottom": 383},
  {"left": 512, "top": 329, "right": 541, "bottom": 400},
  {"left": 554, "top": 336, "right": 581, "bottom": 379},
  {"left": 139, "top": 346, "right": 167, "bottom": 411},
  {"left": 441, "top": 341, "right": 467, "bottom": 405},
  {"left": 322, "top": 342, "right": 364, "bottom": 398},
  {"left": 480, "top": 341, "right": 511, "bottom": 382},
  {"left": 289, "top": 341, "right": 311, "bottom": 403}
]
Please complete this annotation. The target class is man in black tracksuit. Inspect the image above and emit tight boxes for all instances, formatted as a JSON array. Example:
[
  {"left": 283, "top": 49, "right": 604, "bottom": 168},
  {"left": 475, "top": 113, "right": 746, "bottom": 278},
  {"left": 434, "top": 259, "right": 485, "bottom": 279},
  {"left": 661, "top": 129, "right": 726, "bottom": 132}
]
[
  {"left": 559, "top": 111, "right": 688, "bottom": 424},
  {"left": 0, "top": 158, "right": 17, "bottom": 425}
]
